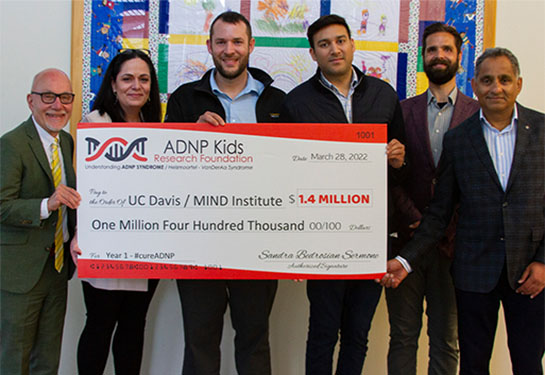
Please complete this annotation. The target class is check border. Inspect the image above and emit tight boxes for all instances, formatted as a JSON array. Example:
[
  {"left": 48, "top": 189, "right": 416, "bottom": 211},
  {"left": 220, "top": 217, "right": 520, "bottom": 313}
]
[{"left": 77, "top": 122, "right": 388, "bottom": 280}]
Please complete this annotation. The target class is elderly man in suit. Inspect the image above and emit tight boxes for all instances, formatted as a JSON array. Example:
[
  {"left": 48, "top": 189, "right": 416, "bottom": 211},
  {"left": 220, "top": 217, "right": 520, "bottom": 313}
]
[
  {"left": 0, "top": 68, "right": 81, "bottom": 375},
  {"left": 381, "top": 47, "right": 544, "bottom": 375},
  {"left": 386, "top": 23, "right": 479, "bottom": 375}
]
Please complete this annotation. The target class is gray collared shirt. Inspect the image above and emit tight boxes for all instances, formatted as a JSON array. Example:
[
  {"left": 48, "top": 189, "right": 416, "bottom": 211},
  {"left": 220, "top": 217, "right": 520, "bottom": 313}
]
[
  {"left": 427, "top": 87, "right": 457, "bottom": 166},
  {"left": 319, "top": 68, "right": 359, "bottom": 123}
]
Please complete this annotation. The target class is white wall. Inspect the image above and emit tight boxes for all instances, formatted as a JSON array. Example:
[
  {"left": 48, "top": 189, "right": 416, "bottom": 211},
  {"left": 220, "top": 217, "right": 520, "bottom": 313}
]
[
  {"left": 495, "top": 0, "right": 545, "bottom": 111},
  {"left": 1, "top": 1, "right": 544, "bottom": 374},
  {"left": 0, "top": 0, "right": 72, "bottom": 133}
]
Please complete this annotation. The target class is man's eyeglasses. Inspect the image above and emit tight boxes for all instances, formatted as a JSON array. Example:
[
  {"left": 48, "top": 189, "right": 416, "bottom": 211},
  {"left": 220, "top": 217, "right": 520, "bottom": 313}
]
[{"left": 31, "top": 91, "right": 75, "bottom": 104}]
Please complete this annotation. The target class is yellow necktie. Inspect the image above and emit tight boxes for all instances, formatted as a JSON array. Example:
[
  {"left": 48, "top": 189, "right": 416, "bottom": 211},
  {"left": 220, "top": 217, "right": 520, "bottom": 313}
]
[{"left": 51, "top": 138, "right": 64, "bottom": 272}]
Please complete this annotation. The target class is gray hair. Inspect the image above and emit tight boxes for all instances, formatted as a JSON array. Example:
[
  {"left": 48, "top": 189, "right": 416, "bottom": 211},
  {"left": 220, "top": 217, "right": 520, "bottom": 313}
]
[{"left": 475, "top": 47, "right": 520, "bottom": 77}]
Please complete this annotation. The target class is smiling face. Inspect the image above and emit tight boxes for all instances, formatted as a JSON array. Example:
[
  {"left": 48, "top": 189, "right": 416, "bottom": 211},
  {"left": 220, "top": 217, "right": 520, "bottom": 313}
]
[
  {"left": 111, "top": 57, "right": 151, "bottom": 118},
  {"left": 207, "top": 20, "right": 254, "bottom": 80},
  {"left": 309, "top": 24, "right": 355, "bottom": 83},
  {"left": 471, "top": 55, "right": 522, "bottom": 121},
  {"left": 423, "top": 32, "right": 461, "bottom": 85},
  {"left": 27, "top": 69, "right": 73, "bottom": 136}
]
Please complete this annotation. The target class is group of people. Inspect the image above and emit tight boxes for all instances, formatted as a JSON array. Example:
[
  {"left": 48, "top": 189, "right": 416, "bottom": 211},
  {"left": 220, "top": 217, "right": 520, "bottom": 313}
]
[{"left": 0, "top": 10, "right": 543, "bottom": 375}]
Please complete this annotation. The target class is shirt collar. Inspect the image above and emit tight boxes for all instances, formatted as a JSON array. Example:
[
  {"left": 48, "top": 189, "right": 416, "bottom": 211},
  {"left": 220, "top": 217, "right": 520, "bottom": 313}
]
[
  {"left": 210, "top": 69, "right": 264, "bottom": 99},
  {"left": 319, "top": 68, "right": 359, "bottom": 97},
  {"left": 479, "top": 105, "right": 519, "bottom": 133},
  {"left": 427, "top": 86, "right": 458, "bottom": 106},
  {"left": 32, "top": 115, "right": 59, "bottom": 146}
]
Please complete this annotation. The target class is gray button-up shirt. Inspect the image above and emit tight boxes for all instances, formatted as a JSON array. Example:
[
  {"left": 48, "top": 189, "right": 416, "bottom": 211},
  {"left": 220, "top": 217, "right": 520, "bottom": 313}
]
[{"left": 427, "top": 87, "right": 457, "bottom": 166}]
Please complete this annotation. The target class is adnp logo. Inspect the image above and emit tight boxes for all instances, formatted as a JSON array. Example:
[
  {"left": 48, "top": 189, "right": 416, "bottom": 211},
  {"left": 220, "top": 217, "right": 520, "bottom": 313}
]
[{"left": 85, "top": 137, "right": 148, "bottom": 162}]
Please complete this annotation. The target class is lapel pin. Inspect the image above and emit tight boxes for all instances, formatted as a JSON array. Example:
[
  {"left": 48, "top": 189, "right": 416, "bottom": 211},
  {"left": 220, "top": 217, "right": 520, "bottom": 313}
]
[{"left": 525, "top": 125, "right": 530, "bottom": 130}]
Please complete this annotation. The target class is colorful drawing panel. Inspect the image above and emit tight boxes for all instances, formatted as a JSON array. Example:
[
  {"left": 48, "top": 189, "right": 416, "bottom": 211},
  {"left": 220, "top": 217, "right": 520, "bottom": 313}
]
[
  {"left": 83, "top": 0, "right": 491, "bottom": 114},
  {"left": 417, "top": 0, "right": 478, "bottom": 96},
  {"left": 252, "top": 46, "right": 316, "bottom": 93},
  {"left": 251, "top": 0, "right": 320, "bottom": 37},
  {"left": 87, "top": 0, "right": 149, "bottom": 110},
  {"left": 332, "top": 0, "right": 401, "bottom": 42},
  {"left": 167, "top": 0, "right": 241, "bottom": 35}
]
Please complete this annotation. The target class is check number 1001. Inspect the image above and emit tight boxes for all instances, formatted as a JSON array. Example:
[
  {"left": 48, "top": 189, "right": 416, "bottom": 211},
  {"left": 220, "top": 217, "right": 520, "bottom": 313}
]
[{"left": 356, "top": 131, "right": 375, "bottom": 139}]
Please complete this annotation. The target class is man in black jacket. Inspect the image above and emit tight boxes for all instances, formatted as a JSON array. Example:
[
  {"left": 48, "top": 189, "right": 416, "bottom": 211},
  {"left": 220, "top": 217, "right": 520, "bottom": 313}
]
[
  {"left": 165, "top": 11, "right": 284, "bottom": 375},
  {"left": 283, "top": 14, "right": 406, "bottom": 375}
]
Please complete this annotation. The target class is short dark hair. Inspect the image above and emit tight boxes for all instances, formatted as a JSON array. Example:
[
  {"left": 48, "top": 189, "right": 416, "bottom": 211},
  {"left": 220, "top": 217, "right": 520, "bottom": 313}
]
[
  {"left": 421, "top": 22, "right": 463, "bottom": 56},
  {"left": 92, "top": 49, "right": 161, "bottom": 122},
  {"left": 307, "top": 14, "right": 351, "bottom": 49},
  {"left": 210, "top": 11, "right": 252, "bottom": 40},
  {"left": 475, "top": 47, "right": 520, "bottom": 77}
]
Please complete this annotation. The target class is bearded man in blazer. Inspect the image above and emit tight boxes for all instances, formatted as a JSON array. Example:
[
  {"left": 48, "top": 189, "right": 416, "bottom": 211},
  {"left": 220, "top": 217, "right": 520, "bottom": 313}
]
[
  {"left": 387, "top": 23, "right": 479, "bottom": 375},
  {"left": 0, "top": 68, "right": 81, "bottom": 375},
  {"left": 381, "top": 48, "right": 544, "bottom": 375}
]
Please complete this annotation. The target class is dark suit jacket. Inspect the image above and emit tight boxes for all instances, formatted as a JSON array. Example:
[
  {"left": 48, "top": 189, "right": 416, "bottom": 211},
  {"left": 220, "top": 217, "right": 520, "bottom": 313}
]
[
  {"left": 400, "top": 104, "right": 544, "bottom": 293},
  {"left": 0, "top": 117, "right": 77, "bottom": 293},
  {"left": 391, "top": 91, "right": 479, "bottom": 257}
]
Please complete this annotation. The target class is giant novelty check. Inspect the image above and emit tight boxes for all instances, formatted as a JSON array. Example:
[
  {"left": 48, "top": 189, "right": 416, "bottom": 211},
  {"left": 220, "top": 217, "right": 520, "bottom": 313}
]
[{"left": 77, "top": 123, "right": 387, "bottom": 279}]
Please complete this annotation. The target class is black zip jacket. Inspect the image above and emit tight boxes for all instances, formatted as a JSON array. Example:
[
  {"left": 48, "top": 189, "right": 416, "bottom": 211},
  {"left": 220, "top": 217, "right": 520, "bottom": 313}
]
[
  {"left": 165, "top": 67, "right": 285, "bottom": 123},
  {"left": 282, "top": 66, "right": 405, "bottom": 141},
  {"left": 282, "top": 66, "right": 408, "bottom": 231}
]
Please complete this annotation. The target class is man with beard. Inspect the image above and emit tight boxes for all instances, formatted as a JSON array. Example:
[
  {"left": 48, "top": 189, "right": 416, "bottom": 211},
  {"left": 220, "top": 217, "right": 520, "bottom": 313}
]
[
  {"left": 386, "top": 23, "right": 479, "bottom": 375},
  {"left": 165, "top": 11, "right": 284, "bottom": 375}
]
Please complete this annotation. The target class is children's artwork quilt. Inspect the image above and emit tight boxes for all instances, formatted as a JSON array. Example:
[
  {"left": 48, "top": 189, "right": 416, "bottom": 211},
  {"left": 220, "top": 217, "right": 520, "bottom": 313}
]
[{"left": 80, "top": 0, "right": 493, "bottom": 115}]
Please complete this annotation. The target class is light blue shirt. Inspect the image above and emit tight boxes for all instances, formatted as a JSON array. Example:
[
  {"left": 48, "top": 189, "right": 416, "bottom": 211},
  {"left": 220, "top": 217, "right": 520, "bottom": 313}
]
[
  {"left": 480, "top": 107, "right": 518, "bottom": 191},
  {"left": 210, "top": 70, "right": 264, "bottom": 123},
  {"left": 319, "top": 68, "right": 359, "bottom": 123}
]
